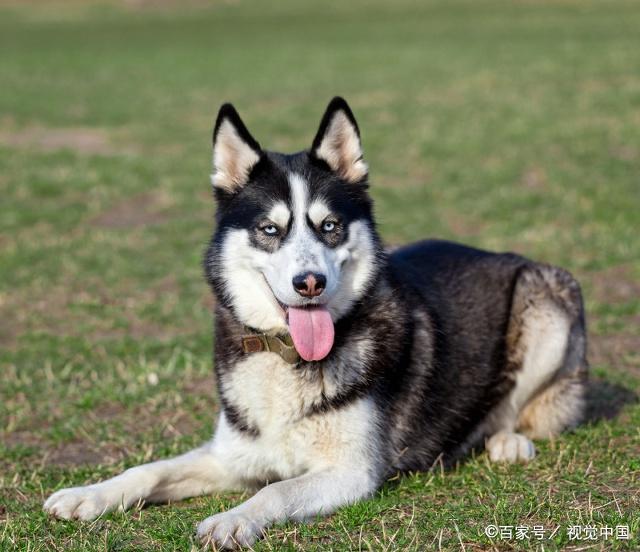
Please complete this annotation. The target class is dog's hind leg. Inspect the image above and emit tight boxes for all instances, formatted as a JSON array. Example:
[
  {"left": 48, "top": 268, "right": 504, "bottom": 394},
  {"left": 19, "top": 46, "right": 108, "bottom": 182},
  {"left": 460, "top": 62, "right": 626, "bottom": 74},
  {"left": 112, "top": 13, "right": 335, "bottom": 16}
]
[{"left": 485, "top": 264, "right": 588, "bottom": 462}]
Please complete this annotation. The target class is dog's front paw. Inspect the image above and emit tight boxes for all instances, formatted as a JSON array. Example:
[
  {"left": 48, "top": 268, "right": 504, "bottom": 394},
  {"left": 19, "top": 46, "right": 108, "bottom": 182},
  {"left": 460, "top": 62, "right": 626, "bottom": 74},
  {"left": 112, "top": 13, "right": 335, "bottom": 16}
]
[
  {"left": 44, "top": 485, "right": 121, "bottom": 521},
  {"left": 197, "top": 511, "right": 265, "bottom": 550},
  {"left": 486, "top": 431, "right": 535, "bottom": 463}
]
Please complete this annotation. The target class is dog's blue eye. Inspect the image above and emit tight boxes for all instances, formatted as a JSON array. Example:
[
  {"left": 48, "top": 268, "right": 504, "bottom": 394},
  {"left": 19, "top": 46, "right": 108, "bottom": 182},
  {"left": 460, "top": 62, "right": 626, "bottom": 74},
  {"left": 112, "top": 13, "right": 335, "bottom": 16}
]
[
  {"left": 263, "top": 225, "right": 278, "bottom": 236},
  {"left": 322, "top": 221, "right": 336, "bottom": 232}
]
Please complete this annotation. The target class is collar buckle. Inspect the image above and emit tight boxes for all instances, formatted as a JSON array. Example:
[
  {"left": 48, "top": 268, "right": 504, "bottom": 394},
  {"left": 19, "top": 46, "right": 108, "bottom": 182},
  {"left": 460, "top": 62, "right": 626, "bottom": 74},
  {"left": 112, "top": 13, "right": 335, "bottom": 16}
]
[
  {"left": 241, "top": 331, "right": 300, "bottom": 364},
  {"left": 242, "top": 335, "right": 267, "bottom": 354}
]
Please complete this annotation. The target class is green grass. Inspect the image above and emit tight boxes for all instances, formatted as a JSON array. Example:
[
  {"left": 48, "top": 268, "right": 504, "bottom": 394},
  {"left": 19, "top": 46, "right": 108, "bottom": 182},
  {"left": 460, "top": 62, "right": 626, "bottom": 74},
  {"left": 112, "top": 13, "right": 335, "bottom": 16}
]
[{"left": 1, "top": 0, "right": 639, "bottom": 550}]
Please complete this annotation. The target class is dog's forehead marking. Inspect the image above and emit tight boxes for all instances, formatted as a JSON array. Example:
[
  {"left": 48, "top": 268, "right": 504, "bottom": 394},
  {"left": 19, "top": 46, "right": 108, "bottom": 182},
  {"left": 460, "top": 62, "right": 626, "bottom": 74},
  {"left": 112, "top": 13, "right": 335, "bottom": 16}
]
[
  {"left": 288, "top": 173, "right": 332, "bottom": 226},
  {"left": 268, "top": 201, "right": 291, "bottom": 229},
  {"left": 308, "top": 200, "right": 331, "bottom": 226},
  {"left": 288, "top": 172, "right": 309, "bottom": 227}
]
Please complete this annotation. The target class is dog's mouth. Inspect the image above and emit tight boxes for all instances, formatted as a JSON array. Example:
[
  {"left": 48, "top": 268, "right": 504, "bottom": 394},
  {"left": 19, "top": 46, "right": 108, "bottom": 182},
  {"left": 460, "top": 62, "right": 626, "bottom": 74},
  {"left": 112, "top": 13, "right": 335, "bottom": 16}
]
[{"left": 262, "top": 276, "right": 335, "bottom": 362}]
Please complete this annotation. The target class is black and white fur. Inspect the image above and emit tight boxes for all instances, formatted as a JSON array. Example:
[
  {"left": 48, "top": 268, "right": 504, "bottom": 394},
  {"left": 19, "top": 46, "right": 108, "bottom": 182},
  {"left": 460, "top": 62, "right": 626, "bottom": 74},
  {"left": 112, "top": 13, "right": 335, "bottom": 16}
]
[{"left": 44, "top": 98, "right": 588, "bottom": 549}]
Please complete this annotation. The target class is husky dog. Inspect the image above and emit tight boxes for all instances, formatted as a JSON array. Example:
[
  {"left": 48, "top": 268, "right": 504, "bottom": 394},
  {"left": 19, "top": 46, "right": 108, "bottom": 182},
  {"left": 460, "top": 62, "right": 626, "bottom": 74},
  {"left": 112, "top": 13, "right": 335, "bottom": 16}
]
[{"left": 44, "top": 98, "right": 588, "bottom": 549}]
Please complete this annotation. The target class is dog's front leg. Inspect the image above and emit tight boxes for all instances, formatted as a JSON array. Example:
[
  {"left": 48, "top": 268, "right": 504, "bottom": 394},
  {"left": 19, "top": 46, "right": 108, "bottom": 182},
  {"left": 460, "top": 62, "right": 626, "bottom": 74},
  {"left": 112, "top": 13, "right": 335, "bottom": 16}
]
[
  {"left": 44, "top": 444, "right": 238, "bottom": 521},
  {"left": 197, "top": 467, "right": 378, "bottom": 549}
]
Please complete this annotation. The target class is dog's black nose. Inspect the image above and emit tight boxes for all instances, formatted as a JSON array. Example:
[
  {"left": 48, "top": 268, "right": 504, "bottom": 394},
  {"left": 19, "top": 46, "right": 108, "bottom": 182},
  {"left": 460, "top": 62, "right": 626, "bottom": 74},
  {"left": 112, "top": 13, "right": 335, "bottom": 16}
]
[{"left": 292, "top": 272, "right": 326, "bottom": 297}]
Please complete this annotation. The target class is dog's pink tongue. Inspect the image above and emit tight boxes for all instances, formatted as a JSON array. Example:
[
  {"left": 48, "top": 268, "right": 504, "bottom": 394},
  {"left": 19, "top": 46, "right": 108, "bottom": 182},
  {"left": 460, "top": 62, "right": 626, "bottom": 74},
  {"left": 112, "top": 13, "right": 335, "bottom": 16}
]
[{"left": 287, "top": 306, "right": 335, "bottom": 362}]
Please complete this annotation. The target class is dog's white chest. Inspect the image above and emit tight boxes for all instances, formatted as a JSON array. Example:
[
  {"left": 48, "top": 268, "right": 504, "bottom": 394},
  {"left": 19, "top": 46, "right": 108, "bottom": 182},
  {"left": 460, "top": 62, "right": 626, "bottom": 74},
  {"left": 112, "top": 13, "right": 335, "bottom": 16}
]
[
  {"left": 221, "top": 352, "right": 325, "bottom": 429},
  {"left": 214, "top": 353, "right": 377, "bottom": 482}
]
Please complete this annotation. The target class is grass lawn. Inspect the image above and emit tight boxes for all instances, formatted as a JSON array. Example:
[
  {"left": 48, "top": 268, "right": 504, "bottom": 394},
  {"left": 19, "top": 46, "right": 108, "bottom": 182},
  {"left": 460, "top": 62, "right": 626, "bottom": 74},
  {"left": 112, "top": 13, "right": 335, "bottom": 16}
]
[{"left": 1, "top": 0, "right": 639, "bottom": 550}]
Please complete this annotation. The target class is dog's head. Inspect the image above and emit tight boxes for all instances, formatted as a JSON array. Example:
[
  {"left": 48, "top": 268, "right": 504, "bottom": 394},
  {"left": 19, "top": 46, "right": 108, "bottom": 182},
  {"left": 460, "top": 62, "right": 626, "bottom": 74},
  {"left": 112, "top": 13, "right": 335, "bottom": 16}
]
[{"left": 205, "top": 97, "right": 382, "bottom": 361}]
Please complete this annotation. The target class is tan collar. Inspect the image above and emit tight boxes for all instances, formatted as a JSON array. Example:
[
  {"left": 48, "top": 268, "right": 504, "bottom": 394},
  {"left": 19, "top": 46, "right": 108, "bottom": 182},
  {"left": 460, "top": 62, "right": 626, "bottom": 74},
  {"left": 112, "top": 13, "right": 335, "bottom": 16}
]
[{"left": 241, "top": 330, "right": 300, "bottom": 364}]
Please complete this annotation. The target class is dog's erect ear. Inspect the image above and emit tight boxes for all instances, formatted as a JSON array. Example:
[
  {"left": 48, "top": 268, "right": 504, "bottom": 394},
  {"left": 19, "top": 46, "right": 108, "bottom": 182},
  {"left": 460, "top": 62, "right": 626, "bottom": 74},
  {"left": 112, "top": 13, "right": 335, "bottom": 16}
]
[
  {"left": 310, "top": 97, "right": 368, "bottom": 184},
  {"left": 211, "top": 104, "right": 262, "bottom": 193}
]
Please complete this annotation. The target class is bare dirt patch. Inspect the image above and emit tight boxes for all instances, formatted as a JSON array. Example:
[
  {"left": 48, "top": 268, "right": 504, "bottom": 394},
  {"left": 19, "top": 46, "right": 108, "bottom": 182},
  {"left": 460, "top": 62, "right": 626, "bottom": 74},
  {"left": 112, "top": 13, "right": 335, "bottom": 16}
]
[
  {"left": 442, "top": 207, "right": 488, "bottom": 238},
  {"left": 2, "top": 432, "right": 126, "bottom": 468},
  {"left": 589, "top": 326, "right": 640, "bottom": 376},
  {"left": 90, "top": 191, "right": 172, "bottom": 229},
  {"left": 520, "top": 166, "right": 548, "bottom": 191},
  {"left": 610, "top": 145, "right": 637, "bottom": 161},
  {"left": 0, "top": 315, "right": 20, "bottom": 348},
  {"left": 122, "top": 0, "right": 216, "bottom": 8},
  {"left": 0, "top": 125, "right": 136, "bottom": 156},
  {"left": 589, "top": 264, "right": 640, "bottom": 305},
  {"left": 3, "top": 375, "right": 216, "bottom": 469},
  {"left": 0, "top": 270, "right": 189, "bottom": 350},
  {"left": 584, "top": 263, "right": 640, "bottom": 376},
  {"left": 0, "top": 288, "right": 32, "bottom": 349},
  {"left": 46, "top": 442, "right": 125, "bottom": 467},
  {"left": 2, "top": 431, "right": 43, "bottom": 449}
]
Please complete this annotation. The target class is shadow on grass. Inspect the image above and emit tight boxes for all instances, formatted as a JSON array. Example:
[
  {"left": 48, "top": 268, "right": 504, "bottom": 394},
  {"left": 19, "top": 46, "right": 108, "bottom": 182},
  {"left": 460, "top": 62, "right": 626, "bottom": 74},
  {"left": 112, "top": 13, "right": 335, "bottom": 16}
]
[{"left": 585, "top": 378, "right": 638, "bottom": 423}]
